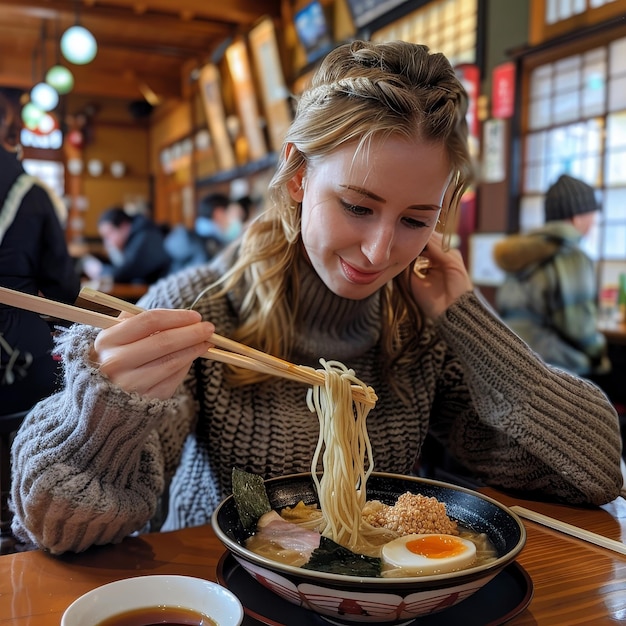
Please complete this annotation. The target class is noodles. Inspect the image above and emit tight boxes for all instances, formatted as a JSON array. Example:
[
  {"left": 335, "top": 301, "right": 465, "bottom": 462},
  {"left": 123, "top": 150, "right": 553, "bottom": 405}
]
[
  {"left": 306, "top": 359, "right": 385, "bottom": 552},
  {"left": 245, "top": 360, "right": 498, "bottom": 576}
]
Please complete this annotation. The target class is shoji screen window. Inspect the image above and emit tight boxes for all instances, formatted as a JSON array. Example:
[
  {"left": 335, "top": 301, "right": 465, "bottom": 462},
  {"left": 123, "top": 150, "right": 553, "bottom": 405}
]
[
  {"left": 521, "top": 33, "right": 626, "bottom": 291},
  {"left": 372, "top": 0, "right": 478, "bottom": 67},
  {"left": 531, "top": 0, "right": 625, "bottom": 44},
  {"left": 544, "top": 0, "right": 618, "bottom": 24}
]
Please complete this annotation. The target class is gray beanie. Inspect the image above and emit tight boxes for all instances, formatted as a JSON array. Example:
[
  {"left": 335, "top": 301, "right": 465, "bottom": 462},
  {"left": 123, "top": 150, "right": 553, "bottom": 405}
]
[{"left": 545, "top": 174, "right": 599, "bottom": 222}]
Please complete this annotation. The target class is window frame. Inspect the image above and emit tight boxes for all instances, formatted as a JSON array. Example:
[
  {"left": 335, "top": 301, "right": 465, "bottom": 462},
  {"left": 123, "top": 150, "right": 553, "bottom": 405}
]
[
  {"left": 516, "top": 19, "right": 626, "bottom": 294},
  {"left": 529, "top": 0, "right": 626, "bottom": 46}
]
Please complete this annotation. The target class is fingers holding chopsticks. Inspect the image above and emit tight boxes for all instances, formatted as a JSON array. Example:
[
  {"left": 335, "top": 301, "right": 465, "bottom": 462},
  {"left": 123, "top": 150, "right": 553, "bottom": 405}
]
[{"left": 93, "top": 308, "right": 215, "bottom": 400}]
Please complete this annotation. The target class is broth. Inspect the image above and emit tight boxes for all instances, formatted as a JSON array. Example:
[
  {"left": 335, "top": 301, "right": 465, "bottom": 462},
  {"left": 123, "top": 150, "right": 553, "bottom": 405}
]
[
  {"left": 95, "top": 605, "right": 217, "bottom": 626},
  {"left": 247, "top": 502, "right": 498, "bottom": 577}
]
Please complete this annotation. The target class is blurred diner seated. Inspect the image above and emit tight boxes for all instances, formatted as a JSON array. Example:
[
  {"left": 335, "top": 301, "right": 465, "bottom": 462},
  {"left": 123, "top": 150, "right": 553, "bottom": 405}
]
[
  {"left": 82, "top": 206, "right": 171, "bottom": 285},
  {"left": 164, "top": 192, "right": 250, "bottom": 274}
]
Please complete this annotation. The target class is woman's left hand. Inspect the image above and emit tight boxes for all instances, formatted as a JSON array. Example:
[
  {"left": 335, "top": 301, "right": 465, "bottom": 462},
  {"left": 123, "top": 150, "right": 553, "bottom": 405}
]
[{"left": 410, "top": 231, "right": 473, "bottom": 319}]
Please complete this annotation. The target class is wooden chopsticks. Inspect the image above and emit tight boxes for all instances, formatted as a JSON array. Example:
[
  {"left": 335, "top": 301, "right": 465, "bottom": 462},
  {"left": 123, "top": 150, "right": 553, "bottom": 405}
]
[
  {"left": 0, "top": 285, "right": 376, "bottom": 405},
  {"left": 510, "top": 505, "right": 626, "bottom": 556},
  {"left": 0, "top": 286, "right": 120, "bottom": 329},
  {"left": 79, "top": 287, "right": 377, "bottom": 405}
]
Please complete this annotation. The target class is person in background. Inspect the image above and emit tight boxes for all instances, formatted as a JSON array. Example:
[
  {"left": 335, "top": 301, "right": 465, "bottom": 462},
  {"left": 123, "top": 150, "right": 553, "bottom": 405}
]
[
  {"left": 195, "top": 192, "right": 243, "bottom": 259},
  {"left": 0, "top": 92, "right": 80, "bottom": 413},
  {"left": 164, "top": 192, "right": 247, "bottom": 273},
  {"left": 163, "top": 221, "right": 208, "bottom": 274},
  {"left": 229, "top": 195, "right": 256, "bottom": 228},
  {"left": 10, "top": 41, "right": 622, "bottom": 555},
  {"left": 85, "top": 206, "right": 171, "bottom": 284},
  {"left": 494, "top": 174, "right": 609, "bottom": 377}
]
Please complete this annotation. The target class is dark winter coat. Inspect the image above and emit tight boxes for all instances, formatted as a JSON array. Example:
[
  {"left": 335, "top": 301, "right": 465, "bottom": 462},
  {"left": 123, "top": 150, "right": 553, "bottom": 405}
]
[{"left": 0, "top": 147, "right": 80, "bottom": 413}]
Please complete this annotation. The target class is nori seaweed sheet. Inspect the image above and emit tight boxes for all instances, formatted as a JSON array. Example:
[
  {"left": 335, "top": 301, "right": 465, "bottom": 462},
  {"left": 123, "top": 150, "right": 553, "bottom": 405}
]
[
  {"left": 303, "top": 536, "right": 383, "bottom": 577},
  {"left": 231, "top": 467, "right": 272, "bottom": 530}
]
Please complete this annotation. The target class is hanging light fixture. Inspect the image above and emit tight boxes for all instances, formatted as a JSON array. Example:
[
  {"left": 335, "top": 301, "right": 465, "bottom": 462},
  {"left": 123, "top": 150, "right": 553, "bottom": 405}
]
[
  {"left": 29, "top": 24, "right": 59, "bottom": 112},
  {"left": 45, "top": 65, "right": 74, "bottom": 94},
  {"left": 61, "top": 26, "right": 97, "bottom": 65},
  {"left": 60, "top": 1, "right": 97, "bottom": 65},
  {"left": 45, "top": 18, "right": 74, "bottom": 96},
  {"left": 30, "top": 81, "right": 59, "bottom": 111},
  {"left": 21, "top": 102, "right": 45, "bottom": 129}
]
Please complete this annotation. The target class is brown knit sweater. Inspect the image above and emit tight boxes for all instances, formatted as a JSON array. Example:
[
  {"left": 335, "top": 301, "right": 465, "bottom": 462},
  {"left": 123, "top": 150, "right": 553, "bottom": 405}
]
[{"left": 10, "top": 260, "right": 623, "bottom": 554}]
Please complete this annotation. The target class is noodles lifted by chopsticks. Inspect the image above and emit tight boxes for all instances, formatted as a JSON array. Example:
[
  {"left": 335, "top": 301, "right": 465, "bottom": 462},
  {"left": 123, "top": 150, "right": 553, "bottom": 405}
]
[{"left": 307, "top": 359, "right": 380, "bottom": 552}]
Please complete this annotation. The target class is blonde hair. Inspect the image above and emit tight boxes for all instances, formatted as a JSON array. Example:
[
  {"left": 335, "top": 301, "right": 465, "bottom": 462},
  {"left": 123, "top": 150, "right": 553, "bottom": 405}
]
[{"left": 198, "top": 40, "right": 473, "bottom": 390}]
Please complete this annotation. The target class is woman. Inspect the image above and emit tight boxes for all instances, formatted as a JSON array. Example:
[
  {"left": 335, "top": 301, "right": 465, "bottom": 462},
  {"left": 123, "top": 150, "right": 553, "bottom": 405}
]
[{"left": 11, "top": 41, "right": 622, "bottom": 554}]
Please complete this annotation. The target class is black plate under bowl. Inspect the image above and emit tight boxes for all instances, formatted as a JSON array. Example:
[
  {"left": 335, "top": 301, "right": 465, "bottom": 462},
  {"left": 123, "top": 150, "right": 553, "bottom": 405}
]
[{"left": 217, "top": 552, "right": 534, "bottom": 626}]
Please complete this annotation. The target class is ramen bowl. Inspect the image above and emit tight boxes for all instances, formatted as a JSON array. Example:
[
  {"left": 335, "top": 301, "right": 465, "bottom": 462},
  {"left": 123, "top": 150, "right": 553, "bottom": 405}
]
[
  {"left": 61, "top": 574, "right": 244, "bottom": 626},
  {"left": 211, "top": 472, "right": 526, "bottom": 625}
]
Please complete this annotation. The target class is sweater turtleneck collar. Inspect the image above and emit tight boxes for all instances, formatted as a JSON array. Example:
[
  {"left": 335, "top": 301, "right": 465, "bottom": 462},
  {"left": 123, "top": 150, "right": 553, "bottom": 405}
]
[{"left": 291, "top": 259, "right": 381, "bottom": 366}]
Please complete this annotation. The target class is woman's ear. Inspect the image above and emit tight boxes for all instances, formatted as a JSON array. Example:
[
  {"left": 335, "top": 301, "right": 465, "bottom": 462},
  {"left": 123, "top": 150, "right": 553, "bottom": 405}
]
[{"left": 286, "top": 165, "right": 306, "bottom": 203}]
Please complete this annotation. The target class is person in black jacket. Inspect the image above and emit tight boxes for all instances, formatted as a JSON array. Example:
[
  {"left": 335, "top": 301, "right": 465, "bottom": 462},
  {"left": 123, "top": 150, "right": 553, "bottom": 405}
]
[
  {"left": 90, "top": 206, "right": 171, "bottom": 284},
  {"left": 0, "top": 92, "right": 81, "bottom": 413}
]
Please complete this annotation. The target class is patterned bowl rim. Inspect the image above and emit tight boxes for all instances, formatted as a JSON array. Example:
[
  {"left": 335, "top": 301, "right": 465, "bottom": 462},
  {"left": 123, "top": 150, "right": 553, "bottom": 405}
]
[{"left": 211, "top": 472, "right": 526, "bottom": 588}]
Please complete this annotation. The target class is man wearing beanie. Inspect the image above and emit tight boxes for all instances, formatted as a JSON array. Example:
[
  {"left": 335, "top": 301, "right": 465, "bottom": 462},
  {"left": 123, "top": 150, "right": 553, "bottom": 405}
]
[{"left": 494, "top": 174, "right": 609, "bottom": 377}]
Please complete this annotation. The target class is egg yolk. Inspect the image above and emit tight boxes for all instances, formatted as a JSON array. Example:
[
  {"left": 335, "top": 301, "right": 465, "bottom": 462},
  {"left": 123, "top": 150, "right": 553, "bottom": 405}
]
[{"left": 405, "top": 535, "right": 467, "bottom": 559}]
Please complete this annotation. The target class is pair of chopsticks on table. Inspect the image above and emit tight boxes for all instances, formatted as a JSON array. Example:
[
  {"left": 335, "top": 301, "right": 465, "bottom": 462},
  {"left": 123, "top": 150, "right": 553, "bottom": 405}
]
[
  {"left": 511, "top": 505, "right": 626, "bottom": 556},
  {"left": 0, "top": 285, "right": 376, "bottom": 406}
]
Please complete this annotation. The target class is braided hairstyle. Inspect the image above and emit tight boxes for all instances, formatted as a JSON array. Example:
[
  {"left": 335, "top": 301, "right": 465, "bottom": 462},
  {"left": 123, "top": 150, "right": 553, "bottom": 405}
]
[
  {"left": 206, "top": 41, "right": 473, "bottom": 390},
  {"left": 273, "top": 40, "right": 472, "bottom": 236}
]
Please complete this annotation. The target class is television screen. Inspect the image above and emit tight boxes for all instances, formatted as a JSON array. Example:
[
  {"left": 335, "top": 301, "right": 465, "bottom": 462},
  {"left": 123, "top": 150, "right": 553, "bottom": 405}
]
[
  {"left": 345, "top": 0, "right": 410, "bottom": 30},
  {"left": 294, "top": 1, "right": 333, "bottom": 63}
]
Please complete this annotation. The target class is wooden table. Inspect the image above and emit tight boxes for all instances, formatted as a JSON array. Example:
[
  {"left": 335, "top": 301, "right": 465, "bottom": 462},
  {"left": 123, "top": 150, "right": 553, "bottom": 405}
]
[
  {"left": 599, "top": 317, "right": 626, "bottom": 345},
  {"left": 1, "top": 488, "right": 626, "bottom": 625},
  {"left": 80, "top": 279, "right": 149, "bottom": 303}
]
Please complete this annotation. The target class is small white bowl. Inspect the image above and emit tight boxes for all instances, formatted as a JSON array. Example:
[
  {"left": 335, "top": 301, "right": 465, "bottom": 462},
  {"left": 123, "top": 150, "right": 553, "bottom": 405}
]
[{"left": 61, "top": 574, "right": 243, "bottom": 626}]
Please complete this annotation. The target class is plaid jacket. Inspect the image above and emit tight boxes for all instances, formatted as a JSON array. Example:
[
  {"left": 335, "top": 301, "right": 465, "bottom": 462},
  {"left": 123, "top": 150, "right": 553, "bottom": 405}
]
[{"left": 495, "top": 221, "right": 607, "bottom": 376}]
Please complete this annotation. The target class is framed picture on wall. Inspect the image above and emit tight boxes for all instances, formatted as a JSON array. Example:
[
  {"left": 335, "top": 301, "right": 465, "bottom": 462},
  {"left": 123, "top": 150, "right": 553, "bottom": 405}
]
[
  {"left": 248, "top": 17, "right": 293, "bottom": 153},
  {"left": 293, "top": 0, "right": 334, "bottom": 63},
  {"left": 198, "top": 64, "right": 237, "bottom": 172},
  {"left": 225, "top": 39, "right": 268, "bottom": 162},
  {"left": 345, "top": 0, "right": 410, "bottom": 29}
]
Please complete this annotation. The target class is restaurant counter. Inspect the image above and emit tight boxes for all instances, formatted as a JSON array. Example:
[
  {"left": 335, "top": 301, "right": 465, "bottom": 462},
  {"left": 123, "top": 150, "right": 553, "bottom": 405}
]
[{"left": 1, "top": 487, "right": 625, "bottom": 625}]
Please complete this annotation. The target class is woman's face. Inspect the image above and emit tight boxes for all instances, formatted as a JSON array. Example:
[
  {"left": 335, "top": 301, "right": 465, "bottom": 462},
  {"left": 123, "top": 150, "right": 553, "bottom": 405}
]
[{"left": 289, "top": 136, "right": 452, "bottom": 299}]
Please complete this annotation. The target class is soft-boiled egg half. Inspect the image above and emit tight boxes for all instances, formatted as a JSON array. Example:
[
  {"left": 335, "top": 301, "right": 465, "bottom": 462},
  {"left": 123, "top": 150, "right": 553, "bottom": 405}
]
[{"left": 381, "top": 533, "right": 477, "bottom": 575}]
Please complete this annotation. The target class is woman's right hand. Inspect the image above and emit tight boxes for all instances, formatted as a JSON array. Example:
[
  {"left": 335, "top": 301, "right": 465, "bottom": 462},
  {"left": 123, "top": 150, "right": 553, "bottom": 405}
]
[{"left": 92, "top": 308, "right": 215, "bottom": 400}]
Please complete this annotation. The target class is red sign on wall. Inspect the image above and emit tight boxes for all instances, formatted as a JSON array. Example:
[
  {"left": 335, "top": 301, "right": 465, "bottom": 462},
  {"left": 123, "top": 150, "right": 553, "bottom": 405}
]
[{"left": 492, "top": 61, "right": 516, "bottom": 119}]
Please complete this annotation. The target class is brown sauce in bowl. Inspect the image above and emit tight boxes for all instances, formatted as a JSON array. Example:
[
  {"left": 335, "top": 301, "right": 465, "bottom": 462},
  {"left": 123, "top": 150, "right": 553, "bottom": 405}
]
[{"left": 95, "top": 605, "right": 218, "bottom": 625}]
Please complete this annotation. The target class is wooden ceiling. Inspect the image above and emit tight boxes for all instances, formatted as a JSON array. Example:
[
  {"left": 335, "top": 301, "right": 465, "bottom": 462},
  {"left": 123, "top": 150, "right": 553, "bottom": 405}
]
[{"left": 0, "top": 0, "right": 283, "bottom": 104}]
